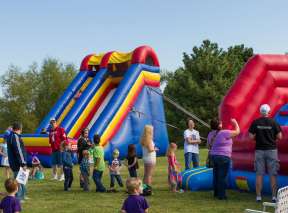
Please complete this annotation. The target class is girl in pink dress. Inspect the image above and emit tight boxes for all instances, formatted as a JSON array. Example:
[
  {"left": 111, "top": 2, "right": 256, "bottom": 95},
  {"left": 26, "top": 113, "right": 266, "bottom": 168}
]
[{"left": 167, "top": 143, "right": 183, "bottom": 192}]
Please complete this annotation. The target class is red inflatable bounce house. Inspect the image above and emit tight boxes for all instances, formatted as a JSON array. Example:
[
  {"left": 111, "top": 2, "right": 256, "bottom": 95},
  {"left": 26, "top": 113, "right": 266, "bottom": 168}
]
[{"left": 221, "top": 54, "right": 288, "bottom": 175}]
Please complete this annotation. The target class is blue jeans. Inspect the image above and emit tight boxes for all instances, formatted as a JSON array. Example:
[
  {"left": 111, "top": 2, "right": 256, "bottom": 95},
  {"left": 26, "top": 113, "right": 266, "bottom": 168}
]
[
  {"left": 63, "top": 167, "right": 73, "bottom": 190},
  {"left": 184, "top": 152, "right": 199, "bottom": 170},
  {"left": 93, "top": 170, "right": 106, "bottom": 192},
  {"left": 13, "top": 171, "right": 26, "bottom": 200},
  {"left": 212, "top": 155, "right": 231, "bottom": 199},
  {"left": 81, "top": 172, "right": 90, "bottom": 191},
  {"left": 110, "top": 174, "right": 123, "bottom": 188},
  {"left": 128, "top": 168, "right": 137, "bottom": 178}
]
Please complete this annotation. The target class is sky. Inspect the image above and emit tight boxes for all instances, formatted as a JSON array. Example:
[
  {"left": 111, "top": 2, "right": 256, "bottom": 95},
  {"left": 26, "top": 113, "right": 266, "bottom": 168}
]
[{"left": 1, "top": 0, "right": 288, "bottom": 74}]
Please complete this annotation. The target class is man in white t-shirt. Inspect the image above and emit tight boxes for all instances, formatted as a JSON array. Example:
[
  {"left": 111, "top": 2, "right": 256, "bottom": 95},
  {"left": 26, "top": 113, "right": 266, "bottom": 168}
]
[{"left": 184, "top": 119, "right": 201, "bottom": 170}]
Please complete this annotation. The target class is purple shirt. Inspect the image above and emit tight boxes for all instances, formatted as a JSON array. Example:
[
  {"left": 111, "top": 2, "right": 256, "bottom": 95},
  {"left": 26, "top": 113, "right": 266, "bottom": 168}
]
[
  {"left": 122, "top": 195, "right": 149, "bottom": 213},
  {"left": 208, "top": 130, "right": 233, "bottom": 157},
  {"left": 0, "top": 196, "right": 21, "bottom": 213}
]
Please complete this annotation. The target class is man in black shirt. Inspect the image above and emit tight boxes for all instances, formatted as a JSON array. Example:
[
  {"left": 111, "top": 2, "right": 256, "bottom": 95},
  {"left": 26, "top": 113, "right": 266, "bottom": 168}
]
[{"left": 249, "top": 104, "right": 282, "bottom": 203}]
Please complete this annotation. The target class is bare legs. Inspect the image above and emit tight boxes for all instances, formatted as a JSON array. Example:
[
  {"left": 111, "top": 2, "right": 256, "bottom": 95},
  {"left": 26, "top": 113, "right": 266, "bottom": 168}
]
[
  {"left": 256, "top": 175, "right": 277, "bottom": 198},
  {"left": 256, "top": 175, "right": 263, "bottom": 197},
  {"left": 4, "top": 167, "right": 10, "bottom": 179},
  {"left": 144, "top": 163, "right": 155, "bottom": 185},
  {"left": 52, "top": 165, "right": 63, "bottom": 179}
]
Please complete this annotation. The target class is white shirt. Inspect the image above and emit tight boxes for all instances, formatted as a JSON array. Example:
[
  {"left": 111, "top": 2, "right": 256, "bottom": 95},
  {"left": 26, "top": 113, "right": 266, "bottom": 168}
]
[{"left": 184, "top": 129, "right": 200, "bottom": 154}]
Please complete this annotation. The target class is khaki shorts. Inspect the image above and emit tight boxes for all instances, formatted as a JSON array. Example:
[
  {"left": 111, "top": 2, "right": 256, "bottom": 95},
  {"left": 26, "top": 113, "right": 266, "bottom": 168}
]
[{"left": 255, "top": 150, "right": 279, "bottom": 176}]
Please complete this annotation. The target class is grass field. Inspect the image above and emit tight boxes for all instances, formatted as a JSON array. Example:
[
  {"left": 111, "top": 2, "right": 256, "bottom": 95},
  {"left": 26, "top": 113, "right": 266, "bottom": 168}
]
[{"left": 0, "top": 149, "right": 269, "bottom": 213}]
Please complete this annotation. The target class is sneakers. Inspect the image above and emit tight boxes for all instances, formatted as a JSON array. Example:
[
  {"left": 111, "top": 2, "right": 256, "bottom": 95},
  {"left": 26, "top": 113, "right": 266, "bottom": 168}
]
[
  {"left": 24, "top": 196, "right": 30, "bottom": 200},
  {"left": 51, "top": 175, "right": 58, "bottom": 180},
  {"left": 59, "top": 174, "right": 65, "bottom": 181},
  {"left": 272, "top": 196, "right": 277, "bottom": 203},
  {"left": 256, "top": 196, "right": 262, "bottom": 202}
]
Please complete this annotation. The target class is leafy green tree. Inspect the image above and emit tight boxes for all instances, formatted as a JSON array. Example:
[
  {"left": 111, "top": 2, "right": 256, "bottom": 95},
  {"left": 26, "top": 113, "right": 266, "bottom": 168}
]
[
  {"left": 0, "top": 59, "right": 77, "bottom": 133},
  {"left": 35, "top": 59, "right": 76, "bottom": 121},
  {"left": 162, "top": 40, "right": 253, "bottom": 144}
]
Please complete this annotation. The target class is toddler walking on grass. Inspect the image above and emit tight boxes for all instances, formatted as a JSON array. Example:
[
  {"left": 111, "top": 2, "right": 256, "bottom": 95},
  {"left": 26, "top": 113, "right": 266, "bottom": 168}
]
[{"left": 108, "top": 149, "right": 123, "bottom": 192}]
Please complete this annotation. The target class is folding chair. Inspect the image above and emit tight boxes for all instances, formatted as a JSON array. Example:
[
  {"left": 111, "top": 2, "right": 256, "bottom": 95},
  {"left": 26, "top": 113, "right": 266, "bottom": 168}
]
[{"left": 245, "top": 186, "right": 288, "bottom": 213}]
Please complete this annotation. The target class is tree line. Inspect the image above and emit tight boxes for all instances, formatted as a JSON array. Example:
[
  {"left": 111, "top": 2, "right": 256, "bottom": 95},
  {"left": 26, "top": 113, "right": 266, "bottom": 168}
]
[
  {"left": 0, "top": 59, "right": 77, "bottom": 133},
  {"left": 0, "top": 40, "right": 253, "bottom": 143}
]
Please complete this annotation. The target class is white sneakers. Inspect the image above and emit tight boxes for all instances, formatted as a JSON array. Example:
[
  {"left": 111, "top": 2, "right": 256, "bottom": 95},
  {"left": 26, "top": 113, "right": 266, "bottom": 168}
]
[
  {"left": 51, "top": 174, "right": 64, "bottom": 181},
  {"left": 51, "top": 174, "right": 58, "bottom": 180},
  {"left": 59, "top": 174, "right": 65, "bottom": 181}
]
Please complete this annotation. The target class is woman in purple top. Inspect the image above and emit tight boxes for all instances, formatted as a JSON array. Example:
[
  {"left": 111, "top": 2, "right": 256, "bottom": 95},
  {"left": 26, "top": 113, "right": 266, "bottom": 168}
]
[{"left": 207, "top": 118, "right": 240, "bottom": 200}]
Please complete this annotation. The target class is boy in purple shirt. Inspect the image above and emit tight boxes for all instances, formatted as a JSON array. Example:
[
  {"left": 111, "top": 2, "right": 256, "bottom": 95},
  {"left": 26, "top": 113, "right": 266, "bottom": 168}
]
[
  {"left": 0, "top": 178, "right": 21, "bottom": 213},
  {"left": 121, "top": 178, "right": 149, "bottom": 213}
]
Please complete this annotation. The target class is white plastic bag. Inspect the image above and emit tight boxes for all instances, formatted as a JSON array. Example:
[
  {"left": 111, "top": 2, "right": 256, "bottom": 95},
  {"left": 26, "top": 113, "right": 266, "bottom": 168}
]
[{"left": 16, "top": 167, "right": 30, "bottom": 185}]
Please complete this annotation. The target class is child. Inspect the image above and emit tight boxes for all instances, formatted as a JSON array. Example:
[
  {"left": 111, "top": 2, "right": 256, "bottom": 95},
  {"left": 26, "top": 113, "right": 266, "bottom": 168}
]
[
  {"left": 88, "top": 145, "right": 95, "bottom": 176},
  {"left": 126, "top": 144, "right": 139, "bottom": 178},
  {"left": 121, "top": 178, "right": 149, "bottom": 213},
  {"left": 92, "top": 134, "right": 106, "bottom": 192},
  {"left": 0, "top": 140, "right": 10, "bottom": 179},
  {"left": 80, "top": 150, "right": 90, "bottom": 191},
  {"left": 167, "top": 143, "right": 183, "bottom": 193},
  {"left": 30, "top": 153, "right": 44, "bottom": 180},
  {"left": 0, "top": 178, "right": 21, "bottom": 213},
  {"left": 108, "top": 149, "right": 123, "bottom": 192},
  {"left": 62, "top": 143, "right": 73, "bottom": 191}
]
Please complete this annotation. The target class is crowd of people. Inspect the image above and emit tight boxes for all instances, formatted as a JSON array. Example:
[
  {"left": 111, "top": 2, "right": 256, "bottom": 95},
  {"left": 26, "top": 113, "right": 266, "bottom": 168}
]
[{"left": 0, "top": 103, "right": 283, "bottom": 212}]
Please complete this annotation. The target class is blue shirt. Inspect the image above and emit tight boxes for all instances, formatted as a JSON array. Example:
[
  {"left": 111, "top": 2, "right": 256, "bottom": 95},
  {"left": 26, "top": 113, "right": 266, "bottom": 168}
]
[
  {"left": 7, "top": 132, "right": 27, "bottom": 172},
  {"left": 62, "top": 150, "right": 73, "bottom": 168}
]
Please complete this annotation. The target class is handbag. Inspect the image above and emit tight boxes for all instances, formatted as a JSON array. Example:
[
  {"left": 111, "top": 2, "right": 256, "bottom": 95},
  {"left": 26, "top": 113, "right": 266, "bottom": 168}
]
[{"left": 206, "top": 131, "right": 219, "bottom": 168}]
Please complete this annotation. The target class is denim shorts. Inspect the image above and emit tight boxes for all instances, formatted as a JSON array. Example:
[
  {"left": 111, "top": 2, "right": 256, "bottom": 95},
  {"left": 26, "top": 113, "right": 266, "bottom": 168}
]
[
  {"left": 51, "top": 151, "right": 63, "bottom": 166},
  {"left": 255, "top": 150, "right": 279, "bottom": 176}
]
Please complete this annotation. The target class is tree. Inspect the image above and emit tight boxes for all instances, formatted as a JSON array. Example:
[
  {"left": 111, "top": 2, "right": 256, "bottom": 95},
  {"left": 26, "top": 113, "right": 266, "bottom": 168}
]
[
  {"left": 0, "top": 59, "right": 77, "bottom": 133},
  {"left": 162, "top": 40, "right": 253, "bottom": 143}
]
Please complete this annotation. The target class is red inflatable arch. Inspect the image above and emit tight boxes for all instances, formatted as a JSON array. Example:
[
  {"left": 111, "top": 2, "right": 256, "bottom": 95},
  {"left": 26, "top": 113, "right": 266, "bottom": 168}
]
[{"left": 220, "top": 54, "right": 288, "bottom": 175}]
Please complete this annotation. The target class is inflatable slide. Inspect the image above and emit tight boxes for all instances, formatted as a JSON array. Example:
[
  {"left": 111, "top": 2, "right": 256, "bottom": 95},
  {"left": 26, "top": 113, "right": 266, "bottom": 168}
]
[
  {"left": 182, "top": 55, "right": 288, "bottom": 194},
  {"left": 0, "top": 46, "right": 169, "bottom": 167}
]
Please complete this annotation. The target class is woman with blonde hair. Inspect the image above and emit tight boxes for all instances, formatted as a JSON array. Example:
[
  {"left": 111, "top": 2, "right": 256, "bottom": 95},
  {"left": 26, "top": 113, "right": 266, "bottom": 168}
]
[{"left": 141, "top": 125, "right": 158, "bottom": 191}]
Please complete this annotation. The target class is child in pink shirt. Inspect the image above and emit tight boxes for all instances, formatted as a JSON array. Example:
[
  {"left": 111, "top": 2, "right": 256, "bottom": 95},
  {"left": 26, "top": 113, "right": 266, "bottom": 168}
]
[{"left": 167, "top": 143, "right": 183, "bottom": 193}]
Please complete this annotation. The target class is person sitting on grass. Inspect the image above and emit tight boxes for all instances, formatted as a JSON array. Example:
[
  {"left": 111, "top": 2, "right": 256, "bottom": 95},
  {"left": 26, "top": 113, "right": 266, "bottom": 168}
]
[
  {"left": 167, "top": 143, "right": 183, "bottom": 193},
  {"left": 62, "top": 143, "right": 73, "bottom": 191},
  {"left": 126, "top": 144, "right": 139, "bottom": 178},
  {"left": 80, "top": 150, "right": 90, "bottom": 191},
  {"left": 92, "top": 134, "right": 106, "bottom": 192},
  {"left": 29, "top": 153, "right": 44, "bottom": 180},
  {"left": 121, "top": 178, "right": 149, "bottom": 213},
  {"left": 0, "top": 178, "right": 21, "bottom": 213},
  {"left": 108, "top": 149, "right": 123, "bottom": 192}
]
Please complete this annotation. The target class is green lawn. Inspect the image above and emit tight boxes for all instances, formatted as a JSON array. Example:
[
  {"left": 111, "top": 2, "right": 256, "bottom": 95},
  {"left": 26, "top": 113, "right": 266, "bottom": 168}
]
[{"left": 0, "top": 149, "right": 268, "bottom": 213}]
